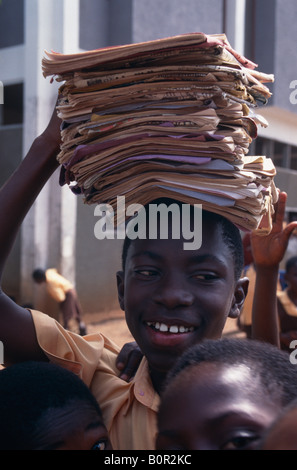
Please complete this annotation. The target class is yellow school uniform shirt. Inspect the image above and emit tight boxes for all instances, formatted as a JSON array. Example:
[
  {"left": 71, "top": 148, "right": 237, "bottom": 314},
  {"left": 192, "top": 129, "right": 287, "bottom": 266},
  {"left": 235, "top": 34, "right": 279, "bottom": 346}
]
[
  {"left": 45, "top": 268, "right": 73, "bottom": 303},
  {"left": 31, "top": 310, "right": 159, "bottom": 450}
]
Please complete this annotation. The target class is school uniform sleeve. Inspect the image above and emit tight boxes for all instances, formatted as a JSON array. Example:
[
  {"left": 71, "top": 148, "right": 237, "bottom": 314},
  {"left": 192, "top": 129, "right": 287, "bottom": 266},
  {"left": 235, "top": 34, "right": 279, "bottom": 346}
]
[{"left": 30, "top": 309, "right": 106, "bottom": 385}]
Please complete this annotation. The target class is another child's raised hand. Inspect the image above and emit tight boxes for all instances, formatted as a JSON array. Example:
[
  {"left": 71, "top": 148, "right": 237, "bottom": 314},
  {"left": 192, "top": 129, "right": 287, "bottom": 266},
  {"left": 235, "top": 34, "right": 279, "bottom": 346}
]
[
  {"left": 250, "top": 192, "right": 297, "bottom": 268},
  {"left": 251, "top": 191, "right": 297, "bottom": 346}
]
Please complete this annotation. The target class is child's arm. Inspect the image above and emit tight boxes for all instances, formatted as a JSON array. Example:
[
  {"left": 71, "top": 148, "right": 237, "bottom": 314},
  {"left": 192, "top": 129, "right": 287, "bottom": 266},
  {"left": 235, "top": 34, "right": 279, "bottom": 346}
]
[
  {"left": 250, "top": 192, "right": 297, "bottom": 346},
  {"left": 0, "top": 105, "right": 61, "bottom": 364},
  {"left": 0, "top": 104, "right": 143, "bottom": 377}
]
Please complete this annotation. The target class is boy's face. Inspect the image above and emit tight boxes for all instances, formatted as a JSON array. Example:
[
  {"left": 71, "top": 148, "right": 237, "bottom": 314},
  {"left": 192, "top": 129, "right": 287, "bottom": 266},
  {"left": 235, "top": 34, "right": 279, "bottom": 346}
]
[
  {"left": 117, "top": 217, "right": 247, "bottom": 376},
  {"left": 156, "top": 362, "right": 281, "bottom": 450}
]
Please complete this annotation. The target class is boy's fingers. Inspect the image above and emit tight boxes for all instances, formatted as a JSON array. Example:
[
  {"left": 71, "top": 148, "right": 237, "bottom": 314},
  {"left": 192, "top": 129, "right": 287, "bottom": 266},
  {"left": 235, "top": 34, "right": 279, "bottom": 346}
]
[
  {"left": 118, "top": 349, "right": 143, "bottom": 382},
  {"left": 116, "top": 341, "right": 139, "bottom": 368},
  {"left": 116, "top": 341, "right": 143, "bottom": 381},
  {"left": 283, "top": 221, "right": 297, "bottom": 242}
]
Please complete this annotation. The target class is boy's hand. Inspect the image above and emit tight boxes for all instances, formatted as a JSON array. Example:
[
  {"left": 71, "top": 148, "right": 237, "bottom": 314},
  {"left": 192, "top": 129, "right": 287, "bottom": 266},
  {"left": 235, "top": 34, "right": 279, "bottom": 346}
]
[
  {"left": 116, "top": 341, "right": 143, "bottom": 382},
  {"left": 39, "top": 98, "right": 62, "bottom": 153},
  {"left": 250, "top": 192, "right": 297, "bottom": 268}
]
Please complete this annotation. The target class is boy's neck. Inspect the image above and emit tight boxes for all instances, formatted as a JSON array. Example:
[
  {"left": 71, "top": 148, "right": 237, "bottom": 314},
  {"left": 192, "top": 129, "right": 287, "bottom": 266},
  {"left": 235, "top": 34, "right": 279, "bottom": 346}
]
[{"left": 149, "top": 368, "right": 168, "bottom": 394}]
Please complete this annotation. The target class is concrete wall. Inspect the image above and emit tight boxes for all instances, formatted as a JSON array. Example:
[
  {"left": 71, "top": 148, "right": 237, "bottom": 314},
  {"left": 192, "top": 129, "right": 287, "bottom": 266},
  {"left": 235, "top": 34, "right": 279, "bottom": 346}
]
[
  {"left": 79, "top": 0, "right": 132, "bottom": 49},
  {"left": 0, "top": 125, "right": 23, "bottom": 301},
  {"left": 253, "top": 0, "right": 297, "bottom": 112},
  {"left": 0, "top": 0, "right": 25, "bottom": 302},
  {"left": 132, "top": 0, "right": 224, "bottom": 41},
  {"left": 75, "top": 200, "right": 123, "bottom": 313},
  {"left": 274, "top": 0, "right": 297, "bottom": 112},
  {"left": 0, "top": 0, "right": 24, "bottom": 48}
]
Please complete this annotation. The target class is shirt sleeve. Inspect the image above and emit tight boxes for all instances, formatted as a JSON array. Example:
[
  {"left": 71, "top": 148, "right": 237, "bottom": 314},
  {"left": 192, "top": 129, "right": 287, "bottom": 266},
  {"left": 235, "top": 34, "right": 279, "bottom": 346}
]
[{"left": 31, "top": 309, "right": 107, "bottom": 386}]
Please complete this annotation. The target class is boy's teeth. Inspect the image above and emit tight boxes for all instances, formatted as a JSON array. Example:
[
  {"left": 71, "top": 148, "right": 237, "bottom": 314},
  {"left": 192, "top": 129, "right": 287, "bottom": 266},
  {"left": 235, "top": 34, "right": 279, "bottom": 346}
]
[
  {"left": 147, "top": 322, "right": 193, "bottom": 333},
  {"left": 160, "top": 323, "right": 168, "bottom": 332},
  {"left": 169, "top": 325, "right": 179, "bottom": 333}
]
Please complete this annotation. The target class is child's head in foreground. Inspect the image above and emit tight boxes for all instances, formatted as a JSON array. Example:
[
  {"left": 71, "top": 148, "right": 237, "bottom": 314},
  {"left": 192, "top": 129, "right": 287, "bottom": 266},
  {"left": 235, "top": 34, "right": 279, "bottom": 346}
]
[
  {"left": 0, "top": 361, "right": 112, "bottom": 450},
  {"left": 117, "top": 201, "right": 247, "bottom": 384},
  {"left": 156, "top": 338, "right": 297, "bottom": 450}
]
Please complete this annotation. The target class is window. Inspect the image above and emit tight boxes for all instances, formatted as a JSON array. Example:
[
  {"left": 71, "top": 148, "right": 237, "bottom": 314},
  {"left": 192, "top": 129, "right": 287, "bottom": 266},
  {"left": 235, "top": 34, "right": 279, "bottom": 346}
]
[
  {"left": 251, "top": 135, "right": 297, "bottom": 171},
  {"left": 0, "top": 0, "right": 24, "bottom": 48},
  {"left": 0, "top": 83, "right": 23, "bottom": 126}
]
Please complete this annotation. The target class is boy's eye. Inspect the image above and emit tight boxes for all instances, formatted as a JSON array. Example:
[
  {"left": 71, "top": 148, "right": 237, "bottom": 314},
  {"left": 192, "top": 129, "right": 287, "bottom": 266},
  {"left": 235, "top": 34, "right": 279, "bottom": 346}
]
[
  {"left": 221, "top": 433, "right": 259, "bottom": 450},
  {"left": 135, "top": 269, "right": 158, "bottom": 277},
  {"left": 192, "top": 273, "right": 218, "bottom": 281},
  {"left": 91, "top": 440, "right": 107, "bottom": 450}
]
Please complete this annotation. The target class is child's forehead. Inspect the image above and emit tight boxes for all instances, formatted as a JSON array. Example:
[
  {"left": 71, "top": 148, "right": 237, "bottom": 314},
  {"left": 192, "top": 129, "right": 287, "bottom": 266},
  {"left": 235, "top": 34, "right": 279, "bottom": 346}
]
[
  {"left": 166, "top": 361, "right": 256, "bottom": 397},
  {"left": 128, "top": 216, "right": 225, "bottom": 247},
  {"left": 126, "top": 220, "right": 230, "bottom": 260}
]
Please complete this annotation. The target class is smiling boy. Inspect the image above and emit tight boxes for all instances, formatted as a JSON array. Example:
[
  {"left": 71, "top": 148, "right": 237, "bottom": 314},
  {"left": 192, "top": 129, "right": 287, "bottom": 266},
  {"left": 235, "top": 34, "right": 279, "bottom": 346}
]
[{"left": 117, "top": 207, "right": 245, "bottom": 392}]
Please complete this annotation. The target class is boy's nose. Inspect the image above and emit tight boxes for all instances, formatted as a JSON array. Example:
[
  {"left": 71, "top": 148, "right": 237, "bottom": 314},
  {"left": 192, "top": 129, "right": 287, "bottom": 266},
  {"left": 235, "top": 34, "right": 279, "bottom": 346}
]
[{"left": 153, "top": 275, "right": 194, "bottom": 309}]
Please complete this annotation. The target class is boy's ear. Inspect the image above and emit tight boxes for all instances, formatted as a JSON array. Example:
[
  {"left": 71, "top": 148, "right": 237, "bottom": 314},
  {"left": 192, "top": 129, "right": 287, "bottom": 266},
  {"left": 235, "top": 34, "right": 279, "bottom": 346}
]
[
  {"left": 228, "top": 277, "right": 249, "bottom": 319},
  {"left": 116, "top": 270, "right": 125, "bottom": 311}
]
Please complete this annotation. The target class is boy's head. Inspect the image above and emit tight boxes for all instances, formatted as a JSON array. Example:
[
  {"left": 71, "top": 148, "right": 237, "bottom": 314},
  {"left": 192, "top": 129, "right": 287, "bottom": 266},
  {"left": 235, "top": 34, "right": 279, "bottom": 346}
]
[
  {"left": 0, "top": 361, "right": 112, "bottom": 450},
  {"left": 156, "top": 338, "right": 297, "bottom": 450},
  {"left": 32, "top": 268, "right": 47, "bottom": 284},
  {"left": 117, "top": 200, "right": 247, "bottom": 384}
]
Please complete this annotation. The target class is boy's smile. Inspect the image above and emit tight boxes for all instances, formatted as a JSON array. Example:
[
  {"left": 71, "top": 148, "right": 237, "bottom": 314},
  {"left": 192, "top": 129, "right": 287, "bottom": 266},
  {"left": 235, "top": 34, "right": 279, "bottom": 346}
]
[
  {"left": 117, "top": 214, "right": 247, "bottom": 390},
  {"left": 144, "top": 318, "right": 198, "bottom": 349}
]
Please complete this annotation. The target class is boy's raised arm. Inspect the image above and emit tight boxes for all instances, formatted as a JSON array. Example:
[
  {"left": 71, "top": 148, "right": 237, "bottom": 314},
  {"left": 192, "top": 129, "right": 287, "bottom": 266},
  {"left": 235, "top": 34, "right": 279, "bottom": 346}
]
[
  {"left": 251, "top": 192, "right": 297, "bottom": 346},
  {"left": 0, "top": 105, "right": 61, "bottom": 364}
]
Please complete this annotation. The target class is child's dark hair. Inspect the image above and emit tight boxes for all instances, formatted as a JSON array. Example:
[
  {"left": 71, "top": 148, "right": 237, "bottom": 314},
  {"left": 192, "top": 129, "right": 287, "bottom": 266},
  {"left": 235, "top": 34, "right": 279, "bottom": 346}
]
[
  {"left": 285, "top": 256, "right": 297, "bottom": 272},
  {"left": 0, "top": 361, "right": 103, "bottom": 450},
  {"left": 32, "top": 268, "right": 46, "bottom": 282},
  {"left": 161, "top": 338, "right": 297, "bottom": 407},
  {"left": 121, "top": 200, "right": 244, "bottom": 280}
]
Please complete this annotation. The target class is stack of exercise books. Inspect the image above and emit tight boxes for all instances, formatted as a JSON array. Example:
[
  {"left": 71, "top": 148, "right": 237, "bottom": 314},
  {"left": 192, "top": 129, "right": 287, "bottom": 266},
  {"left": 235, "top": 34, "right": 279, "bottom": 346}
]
[{"left": 42, "top": 32, "right": 277, "bottom": 233}]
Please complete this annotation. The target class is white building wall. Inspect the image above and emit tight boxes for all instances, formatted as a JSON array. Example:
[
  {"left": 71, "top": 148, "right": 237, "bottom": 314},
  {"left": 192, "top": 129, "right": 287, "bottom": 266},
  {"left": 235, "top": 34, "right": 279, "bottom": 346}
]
[{"left": 21, "top": 0, "right": 79, "bottom": 307}]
